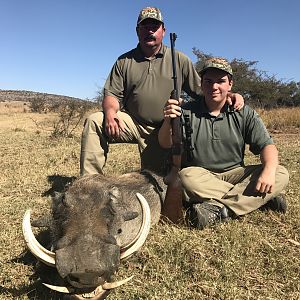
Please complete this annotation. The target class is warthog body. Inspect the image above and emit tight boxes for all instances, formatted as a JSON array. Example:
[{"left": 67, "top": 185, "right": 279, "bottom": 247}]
[{"left": 23, "top": 171, "right": 166, "bottom": 298}]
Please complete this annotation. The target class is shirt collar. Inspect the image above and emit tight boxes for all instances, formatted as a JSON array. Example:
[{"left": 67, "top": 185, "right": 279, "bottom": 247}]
[
  {"left": 135, "top": 43, "right": 166, "bottom": 60},
  {"left": 201, "top": 101, "right": 233, "bottom": 119}
]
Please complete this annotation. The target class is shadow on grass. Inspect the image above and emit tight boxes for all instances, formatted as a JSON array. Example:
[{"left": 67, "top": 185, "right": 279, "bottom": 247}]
[
  {"left": 0, "top": 276, "right": 65, "bottom": 300},
  {"left": 4, "top": 229, "right": 66, "bottom": 299}
]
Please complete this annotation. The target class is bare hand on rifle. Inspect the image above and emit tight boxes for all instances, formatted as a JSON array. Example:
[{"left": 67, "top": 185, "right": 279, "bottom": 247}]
[
  {"left": 159, "top": 98, "right": 183, "bottom": 150},
  {"left": 163, "top": 98, "right": 182, "bottom": 120}
]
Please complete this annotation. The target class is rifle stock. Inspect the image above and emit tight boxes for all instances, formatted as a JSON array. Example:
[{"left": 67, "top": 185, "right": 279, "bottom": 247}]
[{"left": 161, "top": 33, "right": 184, "bottom": 224}]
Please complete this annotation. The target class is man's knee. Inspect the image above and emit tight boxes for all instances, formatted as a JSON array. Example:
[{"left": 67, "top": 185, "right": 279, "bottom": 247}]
[
  {"left": 276, "top": 165, "right": 289, "bottom": 189},
  {"left": 179, "top": 167, "right": 212, "bottom": 190},
  {"left": 83, "top": 112, "right": 104, "bottom": 129},
  {"left": 81, "top": 112, "right": 105, "bottom": 141}
]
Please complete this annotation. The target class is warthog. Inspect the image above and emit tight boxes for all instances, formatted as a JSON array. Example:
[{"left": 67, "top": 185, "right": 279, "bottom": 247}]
[{"left": 22, "top": 171, "right": 166, "bottom": 299}]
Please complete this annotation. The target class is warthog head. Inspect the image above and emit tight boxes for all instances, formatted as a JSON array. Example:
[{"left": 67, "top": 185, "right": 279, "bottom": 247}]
[{"left": 22, "top": 172, "right": 163, "bottom": 299}]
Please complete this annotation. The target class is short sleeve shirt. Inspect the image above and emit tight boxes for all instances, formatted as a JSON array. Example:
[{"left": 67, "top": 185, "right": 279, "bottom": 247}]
[
  {"left": 104, "top": 44, "right": 202, "bottom": 126},
  {"left": 181, "top": 101, "right": 274, "bottom": 172}
]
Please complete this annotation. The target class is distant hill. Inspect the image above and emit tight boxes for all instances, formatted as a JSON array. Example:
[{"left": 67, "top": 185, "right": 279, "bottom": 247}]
[
  {"left": 0, "top": 89, "right": 84, "bottom": 103},
  {"left": 0, "top": 89, "right": 98, "bottom": 114}
]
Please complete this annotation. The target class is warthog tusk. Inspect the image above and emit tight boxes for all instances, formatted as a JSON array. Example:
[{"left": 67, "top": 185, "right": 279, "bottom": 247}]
[
  {"left": 102, "top": 275, "right": 134, "bottom": 289},
  {"left": 43, "top": 276, "right": 134, "bottom": 299},
  {"left": 120, "top": 193, "right": 151, "bottom": 259},
  {"left": 22, "top": 209, "right": 56, "bottom": 267},
  {"left": 42, "top": 283, "right": 74, "bottom": 294}
]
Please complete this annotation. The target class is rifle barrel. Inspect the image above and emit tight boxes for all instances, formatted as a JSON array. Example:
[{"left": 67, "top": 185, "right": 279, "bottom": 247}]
[{"left": 170, "top": 33, "right": 179, "bottom": 100}]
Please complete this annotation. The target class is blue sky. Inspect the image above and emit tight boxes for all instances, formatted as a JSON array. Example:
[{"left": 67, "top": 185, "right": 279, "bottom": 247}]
[{"left": 1, "top": 0, "right": 299, "bottom": 99}]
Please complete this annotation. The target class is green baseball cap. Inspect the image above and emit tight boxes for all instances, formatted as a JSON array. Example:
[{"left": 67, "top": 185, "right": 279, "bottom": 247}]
[
  {"left": 137, "top": 7, "right": 163, "bottom": 25},
  {"left": 199, "top": 57, "right": 233, "bottom": 76}
]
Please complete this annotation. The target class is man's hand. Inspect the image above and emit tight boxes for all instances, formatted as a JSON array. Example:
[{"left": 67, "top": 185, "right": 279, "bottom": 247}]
[
  {"left": 255, "top": 167, "right": 276, "bottom": 194},
  {"left": 163, "top": 98, "right": 182, "bottom": 120},
  {"left": 256, "top": 144, "right": 279, "bottom": 194},
  {"left": 227, "top": 92, "right": 244, "bottom": 111},
  {"left": 104, "top": 110, "right": 125, "bottom": 138},
  {"left": 102, "top": 95, "right": 124, "bottom": 139}
]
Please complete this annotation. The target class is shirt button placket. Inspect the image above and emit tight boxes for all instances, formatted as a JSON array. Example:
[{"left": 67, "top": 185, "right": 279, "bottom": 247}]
[
  {"left": 148, "top": 60, "right": 153, "bottom": 73},
  {"left": 213, "top": 118, "right": 221, "bottom": 140}
]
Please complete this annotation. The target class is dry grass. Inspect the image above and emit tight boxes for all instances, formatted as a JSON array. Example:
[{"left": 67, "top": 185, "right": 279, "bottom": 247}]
[
  {"left": 0, "top": 101, "right": 31, "bottom": 114},
  {"left": 257, "top": 107, "right": 300, "bottom": 133},
  {"left": 0, "top": 105, "right": 300, "bottom": 300}
]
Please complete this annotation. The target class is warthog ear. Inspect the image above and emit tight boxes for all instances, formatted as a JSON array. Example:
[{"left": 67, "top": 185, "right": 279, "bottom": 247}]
[
  {"left": 53, "top": 191, "right": 63, "bottom": 201},
  {"left": 52, "top": 191, "right": 75, "bottom": 213},
  {"left": 52, "top": 191, "right": 66, "bottom": 208}
]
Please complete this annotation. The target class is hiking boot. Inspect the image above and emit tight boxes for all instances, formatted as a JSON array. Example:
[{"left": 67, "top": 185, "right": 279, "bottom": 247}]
[
  {"left": 188, "top": 202, "right": 230, "bottom": 230},
  {"left": 260, "top": 194, "right": 287, "bottom": 213}
]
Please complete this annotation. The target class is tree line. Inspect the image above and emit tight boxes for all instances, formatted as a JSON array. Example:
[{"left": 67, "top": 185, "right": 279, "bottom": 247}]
[{"left": 193, "top": 49, "right": 300, "bottom": 108}]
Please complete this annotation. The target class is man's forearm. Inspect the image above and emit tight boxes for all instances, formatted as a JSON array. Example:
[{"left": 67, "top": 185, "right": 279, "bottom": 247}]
[
  {"left": 260, "top": 144, "right": 279, "bottom": 171},
  {"left": 102, "top": 95, "right": 120, "bottom": 114}
]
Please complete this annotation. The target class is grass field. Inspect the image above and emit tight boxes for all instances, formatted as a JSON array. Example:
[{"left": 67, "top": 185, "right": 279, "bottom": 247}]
[{"left": 0, "top": 105, "right": 299, "bottom": 300}]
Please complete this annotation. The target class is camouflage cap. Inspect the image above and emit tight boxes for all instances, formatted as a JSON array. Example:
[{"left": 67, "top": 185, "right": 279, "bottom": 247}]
[
  {"left": 137, "top": 7, "right": 163, "bottom": 25},
  {"left": 199, "top": 57, "right": 233, "bottom": 76}
]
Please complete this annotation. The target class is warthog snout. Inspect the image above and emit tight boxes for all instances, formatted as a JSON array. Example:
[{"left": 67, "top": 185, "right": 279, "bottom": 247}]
[{"left": 55, "top": 233, "right": 120, "bottom": 287}]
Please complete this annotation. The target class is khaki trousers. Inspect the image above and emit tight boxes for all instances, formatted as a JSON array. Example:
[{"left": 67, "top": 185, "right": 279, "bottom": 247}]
[
  {"left": 80, "top": 111, "right": 168, "bottom": 176},
  {"left": 179, "top": 165, "right": 289, "bottom": 216}
]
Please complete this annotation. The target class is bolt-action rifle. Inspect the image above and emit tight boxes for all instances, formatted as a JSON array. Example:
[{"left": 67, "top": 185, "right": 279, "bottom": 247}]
[{"left": 161, "top": 33, "right": 184, "bottom": 223}]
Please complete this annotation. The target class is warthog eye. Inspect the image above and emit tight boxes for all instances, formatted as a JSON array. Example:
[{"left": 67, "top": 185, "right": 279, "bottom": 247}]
[
  {"left": 117, "top": 229, "right": 122, "bottom": 234},
  {"left": 123, "top": 211, "right": 139, "bottom": 221}
]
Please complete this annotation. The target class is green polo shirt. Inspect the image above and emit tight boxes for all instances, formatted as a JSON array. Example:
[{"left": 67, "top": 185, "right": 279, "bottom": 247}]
[
  {"left": 181, "top": 100, "right": 274, "bottom": 172},
  {"left": 104, "top": 44, "right": 202, "bottom": 126}
]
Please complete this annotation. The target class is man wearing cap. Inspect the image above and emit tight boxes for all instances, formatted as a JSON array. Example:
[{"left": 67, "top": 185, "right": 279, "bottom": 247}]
[
  {"left": 159, "top": 57, "right": 289, "bottom": 229},
  {"left": 80, "top": 7, "right": 244, "bottom": 176}
]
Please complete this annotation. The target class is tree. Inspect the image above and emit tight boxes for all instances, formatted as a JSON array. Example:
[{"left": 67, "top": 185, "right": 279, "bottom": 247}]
[
  {"left": 94, "top": 86, "right": 104, "bottom": 106},
  {"left": 192, "top": 48, "right": 300, "bottom": 108}
]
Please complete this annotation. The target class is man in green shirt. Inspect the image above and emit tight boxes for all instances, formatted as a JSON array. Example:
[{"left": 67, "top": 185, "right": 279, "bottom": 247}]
[
  {"left": 80, "top": 7, "right": 244, "bottom": 176},
  {"left": 159, "top": 57, "right": 289, "bottom": 229}
]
